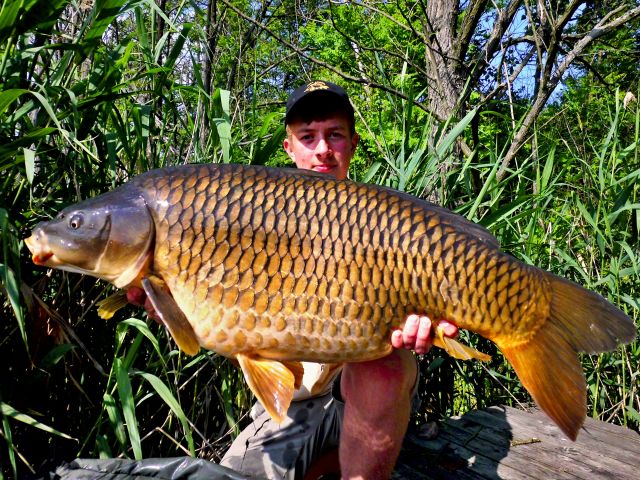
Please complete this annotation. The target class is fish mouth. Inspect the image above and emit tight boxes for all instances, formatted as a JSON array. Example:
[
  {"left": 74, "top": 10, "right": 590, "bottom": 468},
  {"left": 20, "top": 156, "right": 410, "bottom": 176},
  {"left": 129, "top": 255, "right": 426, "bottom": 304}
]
[
  {"left": 33, "top": 251, "right": 54, "bottom": 265},
  {"left": 25, "top": 234, "right": 54, "bottom": 266}
]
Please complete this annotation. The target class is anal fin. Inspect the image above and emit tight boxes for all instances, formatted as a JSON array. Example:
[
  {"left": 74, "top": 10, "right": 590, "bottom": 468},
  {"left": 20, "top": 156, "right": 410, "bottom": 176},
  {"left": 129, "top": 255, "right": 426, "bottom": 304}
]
[
  {"left": 282, "top": 361, "right": 305, "bottom": 390},
  {"left": 142, "top": 276, "right": 200, "bottom": 356},
  {"left": 236, "top": 354, "right": 303, "bottom": 423},
  {"left": 433, "top": 325, "right": 491, "bottom": 362}
]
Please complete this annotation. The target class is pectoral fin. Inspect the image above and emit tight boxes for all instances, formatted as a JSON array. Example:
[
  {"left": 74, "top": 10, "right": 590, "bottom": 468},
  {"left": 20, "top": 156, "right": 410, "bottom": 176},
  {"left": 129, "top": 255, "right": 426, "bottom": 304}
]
[
  {"left": 433, "top": 326, "right": 491, "bottom": 362},
  {"left": 97, "top": 291, "right": 129, "bottom": 320},
  {"left": 142, "top": 276, "right": 200, "bottom": 356},
  {"left": 236, "top": 353, "right": 304, "bottom": 423}
]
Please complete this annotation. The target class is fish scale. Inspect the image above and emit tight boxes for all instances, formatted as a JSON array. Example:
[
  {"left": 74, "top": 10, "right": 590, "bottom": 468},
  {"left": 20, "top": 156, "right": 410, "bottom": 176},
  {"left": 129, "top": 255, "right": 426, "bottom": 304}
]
[
  {"left": 25, "top": 162, "right": 636, "bottom": 439},
  {"left": 140, "top": 164, "right": 545, "bottom": 359}
]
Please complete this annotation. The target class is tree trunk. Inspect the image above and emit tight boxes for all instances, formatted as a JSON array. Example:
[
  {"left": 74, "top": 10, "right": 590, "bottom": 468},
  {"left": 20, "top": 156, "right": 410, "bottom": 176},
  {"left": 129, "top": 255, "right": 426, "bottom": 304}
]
[
  {"left": 423, "top": 0, "right": 465, "bottom": 122},
  {"left": 199, "top": 0, "right": 219, "bottom": 149}
]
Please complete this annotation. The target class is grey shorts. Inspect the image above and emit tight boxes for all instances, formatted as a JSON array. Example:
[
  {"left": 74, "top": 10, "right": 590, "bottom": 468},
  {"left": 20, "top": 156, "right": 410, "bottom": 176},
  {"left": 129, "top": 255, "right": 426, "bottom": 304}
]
[{"left": 220, "top": 366, "right": 420, "bottom": 480}]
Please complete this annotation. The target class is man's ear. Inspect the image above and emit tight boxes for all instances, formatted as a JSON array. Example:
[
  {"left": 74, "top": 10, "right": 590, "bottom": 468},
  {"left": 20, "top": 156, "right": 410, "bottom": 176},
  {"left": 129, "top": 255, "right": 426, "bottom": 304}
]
[
  {"left": 283, "top": 137, "right": 295, "bottom": 160},
  {"left": 351, "top": 133, "right": 360, "bottom": 152}
]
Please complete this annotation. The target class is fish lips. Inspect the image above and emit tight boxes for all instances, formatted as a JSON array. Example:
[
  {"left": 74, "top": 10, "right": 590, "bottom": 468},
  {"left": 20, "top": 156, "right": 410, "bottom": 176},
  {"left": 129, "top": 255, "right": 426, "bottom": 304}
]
[{"left": 25, "top": 230, "right": 55, "bottom": 266}]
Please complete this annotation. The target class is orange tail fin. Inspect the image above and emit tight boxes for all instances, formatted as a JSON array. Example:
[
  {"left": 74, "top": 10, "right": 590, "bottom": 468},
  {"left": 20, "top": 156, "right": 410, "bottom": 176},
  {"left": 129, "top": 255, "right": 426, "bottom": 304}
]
[{"left": 498, "top": 273, "right": 636, "bottom": 441}]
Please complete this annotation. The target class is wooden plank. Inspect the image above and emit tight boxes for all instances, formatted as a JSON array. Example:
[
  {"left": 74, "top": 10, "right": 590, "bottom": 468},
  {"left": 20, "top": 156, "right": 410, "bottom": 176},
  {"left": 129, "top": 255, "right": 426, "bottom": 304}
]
[
  {"left": 526, "top": 407, "right": 640, "bottom": 452},
  {"left": 437, "top": 413, "right": 583, "bottom": 479},
  {"left": 395, "top": 406, "right": 640, "bottom": 480},
  {"left": 500, "top": 407, "right": 640, "bottom": 470},
  {"left": 448, "top": 415, "right": 632, "bottom": 479},
  {"left": 396, "top": 433, "right": 544, "bottom": 480},
  {"left": 474, "top": 407, "right": 640, "bottom": 479},
  {"left": 468, "top": 406, "right": 640, "bottom": 468},
  {"left": 437, "top": 430, "right": 577, "bottom": 479},
  {"left": 399, "top": 412, "right": 574, "bottom": 480},
  {"left": 577, "top": 412, "right": 640, "bottom": 441}
]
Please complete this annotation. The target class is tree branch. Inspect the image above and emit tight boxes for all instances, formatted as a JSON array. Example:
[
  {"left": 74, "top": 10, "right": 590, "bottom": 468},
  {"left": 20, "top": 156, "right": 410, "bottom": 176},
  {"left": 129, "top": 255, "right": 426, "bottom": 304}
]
[
  {"left": 496, "top": 5, "right": 640, "bottom": 181},
  {"left": 455, "top": 0, "right": 489, "bottom": 62},
  {"left": 467, "top": 0, "right": 523, "bottom": 98},
  {"left": 478, "top": 0, "right": 523, "bottom": 71},
  {"left": 219, "top": 0, "right": 439, "bottom": 116},
  {"left": 481, "top": 46, "right": 536, "bottom": 103},
  {"left": 326, "top": 2, "right": 434, "bottom": 82},
  {"left": 226, "top": 0, "right": 275, "bottom": 91}
]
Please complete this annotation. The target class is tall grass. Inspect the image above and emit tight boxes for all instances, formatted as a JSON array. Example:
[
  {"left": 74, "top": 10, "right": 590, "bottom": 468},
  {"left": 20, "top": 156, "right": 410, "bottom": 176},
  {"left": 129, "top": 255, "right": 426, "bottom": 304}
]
[
  {"left": 0, "top": 2, "right": 638, "bottom": 479},
  {"left": 361, "top": 89, "right": 639, "bottom": 426},
  {"left": 0, "top": 1, "right": 251, "bottom": 476}
]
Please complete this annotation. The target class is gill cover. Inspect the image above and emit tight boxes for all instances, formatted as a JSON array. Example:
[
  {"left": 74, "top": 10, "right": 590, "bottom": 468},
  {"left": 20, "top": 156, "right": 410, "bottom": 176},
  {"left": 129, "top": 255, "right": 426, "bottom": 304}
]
[{"left": 25, "top": 184, "right": 154, "bottom": 288}]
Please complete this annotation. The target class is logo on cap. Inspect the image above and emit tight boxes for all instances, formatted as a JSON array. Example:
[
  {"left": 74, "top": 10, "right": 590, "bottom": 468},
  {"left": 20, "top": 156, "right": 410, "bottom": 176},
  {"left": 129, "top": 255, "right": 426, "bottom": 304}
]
[{"left": 304, "top": 81, "right": 330, "bottom": 93}]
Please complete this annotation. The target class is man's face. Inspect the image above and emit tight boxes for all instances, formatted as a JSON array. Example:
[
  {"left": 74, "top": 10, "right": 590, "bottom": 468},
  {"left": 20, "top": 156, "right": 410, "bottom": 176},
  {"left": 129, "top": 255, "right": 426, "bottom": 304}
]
[{"left": 283, "top": 115, "right": 359, "bottom": 181}]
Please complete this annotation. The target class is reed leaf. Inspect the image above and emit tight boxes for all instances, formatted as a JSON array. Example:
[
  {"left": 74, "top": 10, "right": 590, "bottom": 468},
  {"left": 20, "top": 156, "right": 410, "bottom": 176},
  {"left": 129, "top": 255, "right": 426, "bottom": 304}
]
[
  {"left": 0, "top": 403, "right": 75, "bottom": 441},
  {"left": 134, "top": 371, "right": 195, "bottom": 456},
  {"left": 114, "top": 358, "right": 142, "bottom": 459}
]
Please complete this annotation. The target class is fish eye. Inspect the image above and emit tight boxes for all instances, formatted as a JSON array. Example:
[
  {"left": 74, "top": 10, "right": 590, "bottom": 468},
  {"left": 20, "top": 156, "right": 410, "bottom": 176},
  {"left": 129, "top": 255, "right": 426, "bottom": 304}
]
[{"left": 69, "top": 214, "right": 84, "bottom": 230}]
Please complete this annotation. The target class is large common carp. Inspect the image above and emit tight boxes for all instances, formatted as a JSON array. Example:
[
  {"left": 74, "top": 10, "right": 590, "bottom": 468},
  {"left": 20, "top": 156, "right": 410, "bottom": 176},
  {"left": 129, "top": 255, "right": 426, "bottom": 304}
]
[{"left": 25, "top": 163, "right": 635, "bottom": 440}]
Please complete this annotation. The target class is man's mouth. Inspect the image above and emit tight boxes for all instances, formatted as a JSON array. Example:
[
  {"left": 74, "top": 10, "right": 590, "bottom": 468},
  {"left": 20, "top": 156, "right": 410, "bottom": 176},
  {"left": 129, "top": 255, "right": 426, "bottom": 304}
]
[{"left": 312, "top": 164, "right": 336, "bottom": 173}]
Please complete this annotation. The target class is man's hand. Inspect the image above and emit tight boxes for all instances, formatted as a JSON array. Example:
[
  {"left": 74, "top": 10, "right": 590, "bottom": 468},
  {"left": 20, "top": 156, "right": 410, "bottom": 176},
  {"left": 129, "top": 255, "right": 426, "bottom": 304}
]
[
  {"left": 391, "top": 315, "right": 458, "bottom": 355},
  {"left": 126, "top": 286, "right": 161, "bottom": 323}
]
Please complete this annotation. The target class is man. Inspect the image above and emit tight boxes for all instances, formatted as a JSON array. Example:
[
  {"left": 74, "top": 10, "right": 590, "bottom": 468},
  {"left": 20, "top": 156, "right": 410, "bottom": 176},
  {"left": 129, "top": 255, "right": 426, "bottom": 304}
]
[{"left": 220, "top": 81, "right": 458, "bottom": 479}]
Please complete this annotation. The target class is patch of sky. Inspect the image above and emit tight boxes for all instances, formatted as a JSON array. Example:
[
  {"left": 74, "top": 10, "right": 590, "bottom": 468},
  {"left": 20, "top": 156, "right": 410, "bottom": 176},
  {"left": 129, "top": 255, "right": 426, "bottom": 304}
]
[{"left": 475, "top": 2, "right": 588, "bottom": 105}]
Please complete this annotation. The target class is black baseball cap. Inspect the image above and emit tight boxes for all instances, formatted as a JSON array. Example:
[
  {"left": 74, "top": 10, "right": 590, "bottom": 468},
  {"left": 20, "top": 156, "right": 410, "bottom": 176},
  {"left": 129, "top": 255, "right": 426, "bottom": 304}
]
[{"left": 285, "top": 80, "right": 354, "bottom": 126}]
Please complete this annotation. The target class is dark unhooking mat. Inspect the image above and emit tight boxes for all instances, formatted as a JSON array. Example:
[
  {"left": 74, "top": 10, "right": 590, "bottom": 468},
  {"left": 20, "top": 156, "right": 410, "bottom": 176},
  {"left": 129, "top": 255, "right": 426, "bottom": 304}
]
[{"left": 34, "top": 458, "right": 250, "bottom": 480}]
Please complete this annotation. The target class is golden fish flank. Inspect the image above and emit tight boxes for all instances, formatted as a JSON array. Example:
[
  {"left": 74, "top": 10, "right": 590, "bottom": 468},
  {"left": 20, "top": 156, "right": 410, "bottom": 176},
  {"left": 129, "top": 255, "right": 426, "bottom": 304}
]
[{"left": 25, "top": 163, "right": 636, "bottom": 441}]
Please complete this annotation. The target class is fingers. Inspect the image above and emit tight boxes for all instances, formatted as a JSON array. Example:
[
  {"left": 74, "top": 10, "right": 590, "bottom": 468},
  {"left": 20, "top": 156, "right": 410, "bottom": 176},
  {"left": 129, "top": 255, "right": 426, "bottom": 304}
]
[
  {"left": 126, "top": 286, "right": 146, "bottom": 306},
  {"left": 391, "top": 329, "right": 404, "bottom": 349},
  {"left": 391, "top": 315, "right": 459, "bottom": 355},
  {"left": 439, "top": 319, "right": 459, "bottom": 338},
  {"left": 144, "top": 297, "right": 162, "bottom": 324},
  {"left": 390, "top": 318, "right": 414, "bottom": 349},
  {"left": 401, "top": 314, "right": 420, "bottom": 348},
  {"left": 391, "top": 314, "right": 433, "bottom": 355},
  {"left": 126, "top": 286, "right": 162, "bottom": 323},
  {"left": 414, "top": 315, "right": 433, "bottom": 355}
]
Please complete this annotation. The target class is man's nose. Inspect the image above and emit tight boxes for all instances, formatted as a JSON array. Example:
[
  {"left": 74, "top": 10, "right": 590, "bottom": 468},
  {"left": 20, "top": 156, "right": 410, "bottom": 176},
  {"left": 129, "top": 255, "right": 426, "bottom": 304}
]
[{"left": 315, "top": 136, "right": 332, "bottom": 155}]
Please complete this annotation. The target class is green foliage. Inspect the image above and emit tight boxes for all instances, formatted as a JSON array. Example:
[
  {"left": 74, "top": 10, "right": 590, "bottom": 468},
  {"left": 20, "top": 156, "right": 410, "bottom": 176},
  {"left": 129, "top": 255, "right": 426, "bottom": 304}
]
[
  {"left": 414, "top": 89, "right": 639, "bottom": 426},
  {"left": 0, "top": 1, "right": 250, "bottom": 476},
  {"left": 0, "top": 1, "right": 638, "bottom": 478}
]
